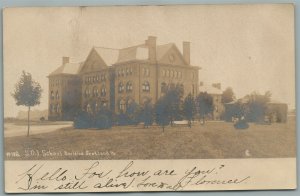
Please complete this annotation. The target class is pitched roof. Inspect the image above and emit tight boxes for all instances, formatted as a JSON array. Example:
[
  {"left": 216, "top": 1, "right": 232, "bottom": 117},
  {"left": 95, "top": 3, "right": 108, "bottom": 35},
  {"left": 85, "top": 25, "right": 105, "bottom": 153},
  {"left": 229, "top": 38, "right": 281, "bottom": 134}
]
[
  {"left": 116, "top": 43, "right": 183, "bottom": 64},
  {"left": 93, "top": 47, "right": 119, "bottom": 66},
  {"left": 49, "top": 62, "right": 84, "bottom": 76},
  {"left": 199, "top": 85, "right": 222, "bottom": 95},
  {"left": 156, "top": 43, "right": 175, "bottom": 60},
  {"left": 117, "top": 44, "right": 148, "bottom": 63}
]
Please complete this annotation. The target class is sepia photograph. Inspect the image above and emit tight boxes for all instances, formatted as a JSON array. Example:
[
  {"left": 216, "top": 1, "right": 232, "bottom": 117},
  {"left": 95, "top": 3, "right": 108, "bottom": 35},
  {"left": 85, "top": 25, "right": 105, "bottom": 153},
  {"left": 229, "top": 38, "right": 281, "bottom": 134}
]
[{"left": 3, "top": 4, "right": 296, "bottom": 192}]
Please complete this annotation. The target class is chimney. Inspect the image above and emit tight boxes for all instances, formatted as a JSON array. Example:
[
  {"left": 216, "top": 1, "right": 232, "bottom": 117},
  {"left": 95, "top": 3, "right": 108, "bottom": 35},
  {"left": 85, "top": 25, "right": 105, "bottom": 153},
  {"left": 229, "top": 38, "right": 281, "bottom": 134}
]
[
  {"left": 183, "top": 41, "right": 190, "bottom": 65},
  {"left": 62, "top": 56, "right": 69, "bottom": 65},
  {"left": 146, "top": 36, "right": 157, "bottom": 63},
  {"left": 212, "top": 83, "right": 221, "bottom": 90}
]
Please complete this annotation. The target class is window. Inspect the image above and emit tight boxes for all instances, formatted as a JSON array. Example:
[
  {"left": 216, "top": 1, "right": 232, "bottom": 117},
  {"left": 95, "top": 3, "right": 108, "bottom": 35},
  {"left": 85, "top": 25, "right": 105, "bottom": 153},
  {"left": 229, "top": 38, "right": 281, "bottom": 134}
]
[
  {"left": 119, "top": 99, "right": 126, "bottom": 112},
  {"left": 129, "top": 67, "right": 133, "bottom": 75},
  {"left": 179, "top": 72, "right": 182, "bottom": 78},
  {"left": 166, "top": 70, "right": 170, "bottom": 77},
  {"left": 56, "top": 91, "right": 59, "bottom": 100},
  {"left": 93, "top": 86, "right": 98, "bottom": 97},
  {"left": 143, "top": 68, "right": 150, "bottom": 76},
  {"left": 52, "top": 104, "right": 56, "bottom": 114},
  {"left": 142, "top": 81, "right": 150, "bottom": 92},
  {"left": 126, "top": 81, "right": 133, "bottom": 92},
  {"left": 162, "top": 70, "right": 166, "bottom": 77},
  {"left": 49, "top": 104, "right": 53, "bottom": 114},
  {"left": 50, "top": 91, "right": 54, "bottom": 100},
  {"left": 171, "top": 70, "right": 174, "bottom": 78},
  {"left": 56, "top": 104, "right": 60, "bottom": 113},
  {"left": 95, "top": 103, "right": 98, "bottom": 112},
  {"left": 192, "top": 84, "right": 195, "bottom": 95},
  {"left": 175, "top": 71, "right": 178, "bottom": 78},
  {"left": 85, "top": 88, "right": 90, "bottom": 97},
  {"left": 86, "top": 104, "right": 91, "bottom": 113},
  {"left": 101, "top": 86, "right": 106, "bottom": 97},
  {"left": 96, "top": 75, "right": 99, "bottom": 82},
  {"left": 118, "top": 82, "right": 124, "bottom": 93}
]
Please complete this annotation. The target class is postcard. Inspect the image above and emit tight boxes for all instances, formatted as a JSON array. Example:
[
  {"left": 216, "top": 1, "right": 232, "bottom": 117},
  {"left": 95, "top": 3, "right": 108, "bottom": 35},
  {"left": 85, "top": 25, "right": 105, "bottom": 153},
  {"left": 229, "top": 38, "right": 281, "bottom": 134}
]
[{"left": 3, "top": 4, "right": 296, "bottom": 192}]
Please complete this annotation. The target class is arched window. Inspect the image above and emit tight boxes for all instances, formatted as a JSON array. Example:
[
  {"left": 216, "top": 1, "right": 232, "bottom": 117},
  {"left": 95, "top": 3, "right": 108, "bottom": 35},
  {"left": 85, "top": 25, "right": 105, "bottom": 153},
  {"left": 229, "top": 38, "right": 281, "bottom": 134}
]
[
  {"left": 50, "top": 91, "right": 54, "bottom": 100},
  {"left": 161, "top": 82, "right": 167, "bottom": 93},
  {"left": 162, "top": 70, "right": 166, "bottom": 77},
  {"left": 119, "top": 99, "right": 126, "bottom": 112},
  {"left": 118, "top": 82, "right": 124, "bottom": 93},
  {"left": 142, "top": 81, "right": 150, "bottom": 92},
  {"left": 166, "top": 70, "right": 170, "bottom": 77},
  {"left": 170, "top": 70, "right": 174, "bottom": 78},
  {"left": 86, "top": 104, "right": 91, "bottom": 113},
  {"left": 95, "top": 103, "right": 98, "bottom": 112},
  {"left": 101, "top": 85, "right": 106, "bottom": 96},
  {"left": 126, "top": 81, "right": 133, "bottom": 92},
  {"left": 56, "top": 91, "right": 59, "bottom": 100},
  {"left": 175, "top": 71, "right": 178, "bottom": 78},
  {"left": 56, "top": 104, "right": 60, "bottom": 113},
  {"left": 93, "top": 86, "right": 98, "bottom": 97},
  {"left": 52, "top": 104, "right": 56, "bottom": 114},
  {"left": 85, "top": 88, "right": 90, "bottom": 97}
]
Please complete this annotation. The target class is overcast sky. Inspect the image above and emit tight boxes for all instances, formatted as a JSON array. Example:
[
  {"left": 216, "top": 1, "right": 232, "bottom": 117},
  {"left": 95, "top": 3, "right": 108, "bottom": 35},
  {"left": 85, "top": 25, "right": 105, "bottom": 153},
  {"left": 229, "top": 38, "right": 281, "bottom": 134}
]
[{"left": 4, "top": 4, "right": 295, "bottom": 117}]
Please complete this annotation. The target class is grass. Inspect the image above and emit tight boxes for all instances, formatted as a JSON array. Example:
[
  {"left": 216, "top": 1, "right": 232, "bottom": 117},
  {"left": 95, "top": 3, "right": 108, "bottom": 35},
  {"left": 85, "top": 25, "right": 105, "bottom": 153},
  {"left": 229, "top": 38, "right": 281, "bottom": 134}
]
[{"left": 4, "top": 116, "right": 296, "bottom": 160}]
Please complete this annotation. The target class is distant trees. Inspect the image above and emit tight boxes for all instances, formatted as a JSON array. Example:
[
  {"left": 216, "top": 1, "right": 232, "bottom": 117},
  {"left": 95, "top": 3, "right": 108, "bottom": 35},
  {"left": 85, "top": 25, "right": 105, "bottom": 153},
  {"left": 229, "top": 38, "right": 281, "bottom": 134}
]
[
  {"left": 223, "top": 91, "right": 272, "bottom": 123},
  {"left": 222, "top": 87, "right": 235, "bottom": 104},
  {"left": 245, "top": 91, "right": 271, "bottom": 122},
  {"left": 11, "top": 71, "right": 42, "bottom": 136},
  {"left": 196, "top": 92, "right": 213, "bottom": 124}
]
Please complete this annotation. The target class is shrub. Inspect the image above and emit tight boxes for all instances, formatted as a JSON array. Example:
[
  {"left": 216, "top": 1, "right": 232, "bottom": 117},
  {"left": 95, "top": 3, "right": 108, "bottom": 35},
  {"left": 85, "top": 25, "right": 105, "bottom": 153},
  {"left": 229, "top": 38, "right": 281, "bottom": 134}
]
[
  {"left": 94, "top": 114, "right": 112, "bottom": 129},
  {"left": 74, "top": 111, "right": 92, "bottom": 129}
]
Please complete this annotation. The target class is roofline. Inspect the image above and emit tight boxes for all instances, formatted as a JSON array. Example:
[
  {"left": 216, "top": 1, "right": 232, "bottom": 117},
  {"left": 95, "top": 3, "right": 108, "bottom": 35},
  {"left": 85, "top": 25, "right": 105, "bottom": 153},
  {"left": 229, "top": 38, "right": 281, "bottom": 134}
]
[{"left": 47, "top": 73, "right": 80, "bottom": 77}]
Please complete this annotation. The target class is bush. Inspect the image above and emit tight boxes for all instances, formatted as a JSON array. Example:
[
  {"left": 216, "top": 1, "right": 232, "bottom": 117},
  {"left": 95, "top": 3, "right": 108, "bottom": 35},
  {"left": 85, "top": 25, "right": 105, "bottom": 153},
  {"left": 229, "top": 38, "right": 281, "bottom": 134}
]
[
  {"left": 117, "top": 112, "right": 129, "bottom": 126},
  {"left": 234, "top": 119, "right": 249, "bottom": 129},
  {"left": 94, "top": 114, "right": 112, "bottom": 129},
  {"left": 74, "top": 111, "right": 92, "bottom": 129}
]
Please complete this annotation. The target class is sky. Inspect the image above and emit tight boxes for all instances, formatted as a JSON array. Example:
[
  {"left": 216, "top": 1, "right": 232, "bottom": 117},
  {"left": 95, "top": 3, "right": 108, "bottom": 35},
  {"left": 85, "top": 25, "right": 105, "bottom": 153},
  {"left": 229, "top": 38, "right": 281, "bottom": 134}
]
[{"left": 3, "top": 4, "right": 295, "bottom": 117}]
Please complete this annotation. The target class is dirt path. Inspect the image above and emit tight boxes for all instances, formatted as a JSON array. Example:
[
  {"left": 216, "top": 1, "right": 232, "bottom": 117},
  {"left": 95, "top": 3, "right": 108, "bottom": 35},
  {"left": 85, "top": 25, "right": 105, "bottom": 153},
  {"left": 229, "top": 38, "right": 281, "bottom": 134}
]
[{"left": 4, "top": 122, "right": 73, "bottom": 137}]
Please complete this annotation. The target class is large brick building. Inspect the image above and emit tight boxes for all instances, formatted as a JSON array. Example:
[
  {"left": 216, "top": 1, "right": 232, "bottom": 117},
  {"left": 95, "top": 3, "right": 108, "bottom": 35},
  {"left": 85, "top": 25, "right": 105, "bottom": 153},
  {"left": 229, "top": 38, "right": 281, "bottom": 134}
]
[{"left": 48, "top": 36, "right": 200, "bottom": 120}]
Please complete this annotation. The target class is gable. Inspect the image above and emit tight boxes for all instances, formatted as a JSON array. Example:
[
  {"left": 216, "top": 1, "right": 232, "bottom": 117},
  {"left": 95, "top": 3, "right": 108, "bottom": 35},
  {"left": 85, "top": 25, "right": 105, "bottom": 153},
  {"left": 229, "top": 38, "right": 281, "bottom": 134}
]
[
  {"left": 157, "top": 45, "right": 187, "bottom": 65},
  {"left": 80, "top": 48, "right": 108, "bottom": 74}
]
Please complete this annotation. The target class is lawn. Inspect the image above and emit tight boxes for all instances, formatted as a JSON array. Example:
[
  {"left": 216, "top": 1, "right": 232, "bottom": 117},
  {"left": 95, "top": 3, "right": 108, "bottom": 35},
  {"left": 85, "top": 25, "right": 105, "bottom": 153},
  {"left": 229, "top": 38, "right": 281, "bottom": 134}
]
[{"left": 4, "top": 116, "right": 296, "bottom": 160}]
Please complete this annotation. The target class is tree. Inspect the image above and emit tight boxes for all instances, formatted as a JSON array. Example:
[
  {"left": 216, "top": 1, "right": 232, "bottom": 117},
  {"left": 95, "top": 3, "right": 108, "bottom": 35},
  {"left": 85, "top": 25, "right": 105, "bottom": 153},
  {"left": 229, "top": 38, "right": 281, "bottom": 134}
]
[
  {"left": 196, "top": 92, "right": 213, "bottom": 124},
  {"left": 141, "top": 100, "right": 153, "bottom": 128},
  {"left": 165, "top": 84, "right": 184, "bottom": 124},
  {"left": 11, "top": 71, "right": 42, "bottom": 136},
  {"left": 155, "top": 96, "right": 170, "bottom": 132},
  {"left": 221, "top": 87, "right": 235, "bottom": 104},
  {"left": 245, "top": 91, "right": 271, "bottom": 122},
  {"left": 126, "top": 100, "right": 141, "bottom": 125},
  {"left": 183, "top": 93, "right": 196, "bottom": 128}
]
